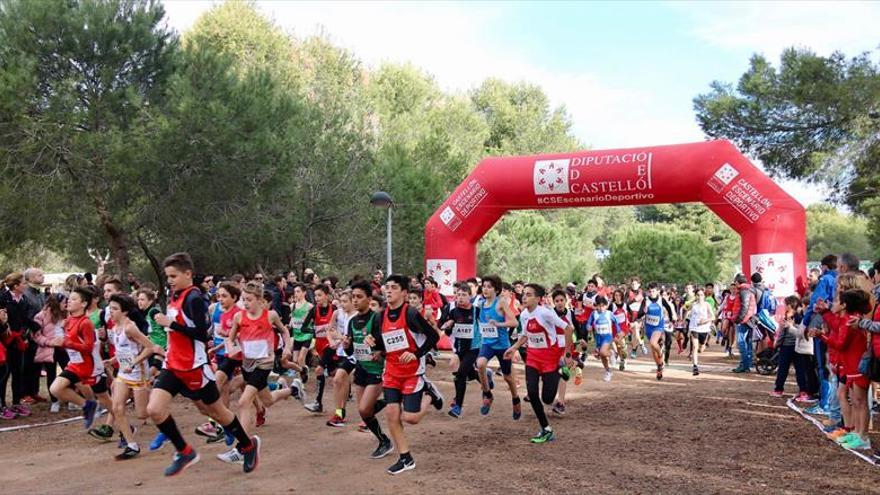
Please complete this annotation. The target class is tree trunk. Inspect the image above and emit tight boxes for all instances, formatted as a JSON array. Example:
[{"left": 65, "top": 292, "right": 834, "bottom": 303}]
[
  {"left": 93, "top": 196, "right": 130, "bottom": 277},
  {"left": 136, "top": 232, "right": 166, "bottom": 305}
]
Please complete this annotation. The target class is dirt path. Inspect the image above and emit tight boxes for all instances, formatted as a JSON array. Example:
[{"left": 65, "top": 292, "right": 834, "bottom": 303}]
[{"left": 3, "top": 349, "right": 879, "bottom": 494}]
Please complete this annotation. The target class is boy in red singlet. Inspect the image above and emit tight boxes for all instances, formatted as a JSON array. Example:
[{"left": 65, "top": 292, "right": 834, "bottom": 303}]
[{"left": 146, "top": 252, "right": 260, "bottom": 476}]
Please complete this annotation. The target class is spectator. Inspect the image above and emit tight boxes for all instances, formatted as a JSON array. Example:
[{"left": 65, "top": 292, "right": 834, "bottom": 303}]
[
  {"left": 21, "top": 268, "right": 47, "bottom": 404},
  {"left": 802, "top": 255, "right": 838, "bottom": 415},
  {"left": 32, "top": 295, "right": 68, "bottom": 412},
  {"left": 0, "top": 272, "right": 39, "bottom": 416},
  {"left": 731, "top": 273, "right": 757, "bottom": 373}
]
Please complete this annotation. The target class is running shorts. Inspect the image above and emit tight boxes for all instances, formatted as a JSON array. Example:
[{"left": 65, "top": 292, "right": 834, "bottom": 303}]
[
  {"left": 92, "top": 374, "right": 110, "bottom": 395},
  {"left": 478, "top": 345, "right": 512, "bottom": 375},
  {"left": 242, "top": 367, "right": 271, "bottom": 391},
  {"left": 338, "top": 357, "right": 356, "bottom": 375},
  {"left": 59, "top": 369, "right": 94, "bottom": 387},
  {"left": 595, "top": 333, "right": 613, "bottom": 348},
  {"left": 319, "top": 347, "right": 340, "bottom": 374},
  {"left": 846, "top": 373, "right": 870, "bottom": 390},
  {"left": 354, "top": 365, "right": 383, "bottom": 387},
  {"left": 690, "top": 332, "right": 709, "bottom": 346},
  {"left": 645, "top": 327, "right": 664, "bottom": 340},
  {"left": 293, "top": 339, "right": 311, "bottom": 352},
  {"left": 154, "top": 367, "right": 220, "bottom": 404},
  {"left": 116, "top": 376, "right": 150, "bottom": 390},
  {"left": 383, "top": 374, "right": 425, "bottom": 414},
  {"left": 217, "top": 356, "right": 242, "bottom": 378}
]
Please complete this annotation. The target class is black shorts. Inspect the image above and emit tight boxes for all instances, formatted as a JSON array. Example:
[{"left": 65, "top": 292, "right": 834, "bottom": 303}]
[
  {"left": 354, "top": 365, "right": 382, "bottom": 387},
  {"left": 217, "top": 355, "right": 242, "bottom": 377},
  {"left": 59, "top": 369, "right": 82, "bottom": 386},
  {"left": 320, "top": 347, "right": 340, "bottom": 373},
  {"left": 690, "top": 332, "right": 709, "bottom": 346},
  {"left": 92, "top": 374, "right": 110, "bottom": 395},
  {"left": 242, "top": 367, "right": 271, "bottom": 391},
  {"left": 338, "top": 357, "right": 356, "bottom": 375},
  {"left": 293, "top": 339, "right": 311, "bottom": 352},
  {"left": 154, "top": 368, "right": 220, "bottom": 405},
  {"left": 384, "top": 386, "right": 424, "bottom": 414},
  {"left": 148, "top": 354, "right": 164, "bottom": 370}
]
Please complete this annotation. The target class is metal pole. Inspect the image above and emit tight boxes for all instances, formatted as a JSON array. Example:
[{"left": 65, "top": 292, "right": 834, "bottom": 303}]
[{"left": 386, "top": 206, "right": 393, "bottom": 275}]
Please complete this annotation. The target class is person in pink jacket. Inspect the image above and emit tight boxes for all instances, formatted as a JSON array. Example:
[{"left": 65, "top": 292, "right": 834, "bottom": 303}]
[{"left": 32, "top": 295, "right": 67, "bottom": 413}]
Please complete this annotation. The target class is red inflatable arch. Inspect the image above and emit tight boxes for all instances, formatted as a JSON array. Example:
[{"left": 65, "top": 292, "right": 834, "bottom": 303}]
[{"left": 424, "top": 140, "right": 807, "bottom": 297}]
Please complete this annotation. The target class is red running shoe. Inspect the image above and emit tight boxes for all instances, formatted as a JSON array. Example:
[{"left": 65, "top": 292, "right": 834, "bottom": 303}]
[{"left": 255, "top": 409, "right": 266, "bottom": 427}]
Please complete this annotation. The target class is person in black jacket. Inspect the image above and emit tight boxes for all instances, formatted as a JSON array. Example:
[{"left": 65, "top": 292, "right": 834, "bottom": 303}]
[{"left": 0, "top": 272, "right": 39, "bottom": 415}]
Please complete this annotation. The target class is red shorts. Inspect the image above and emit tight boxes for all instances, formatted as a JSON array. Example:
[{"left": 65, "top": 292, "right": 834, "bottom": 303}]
[
  {"left": 170, "top": 366, "right": 214, "bottom": 392},
  {"left": 527, "top": 349, "right": 559, "bottom": 374},
  {"left": 314, "top": 337, "right": 330, "bottom": 356},
  {"left": 846, "top": 373, "right": 870, "bottom": 390},
  {"left": 382, "top": 373, "right": 423, "bottom": 394}
]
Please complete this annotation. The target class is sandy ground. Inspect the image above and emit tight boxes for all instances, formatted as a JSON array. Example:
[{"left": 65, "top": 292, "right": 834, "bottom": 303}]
[{"left": 3, "top": 347, "right": 880, "bottom": 494}]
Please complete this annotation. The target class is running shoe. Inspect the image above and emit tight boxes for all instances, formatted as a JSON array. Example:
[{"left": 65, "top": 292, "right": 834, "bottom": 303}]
[
  {"left": 448, "top": 404, "right": 462, "bottom": 418},
  {"left": 804, "top": 405, "right": 827, "bottom": 416},
  {"left": 0, "top": 407, "right": 16, "bottom": 420},
  {"left": 485, "top": 369, "right": 495, "bottom": 390},
  {"left": 300, "top": 366, "right": 309, "bottom": 384},
  {"left": 304, "top": 401, "right": 323, "bottom": 413},
  {"left": 68, "top": 402, "right": 81, "bottom": 411},
  {"left": 164, "top": 448, "right": 200, "bottom": 476},
  {"left": 640, "top": 343, "right": 648, "bottom": 355},
  {"left": 656, "top": 368, "right": 663, "bottom": 381},
  {"left": 224, "top": 428, "right": 235, "bottom": 446},
  {"left": 206, "top": 429, "right": 227, "bottom": 444},
  {"left": 794, "top": 392, "right": 816, "bottom": 403},
  {"left": 480, "top": 395, "right": 493, "bottom": 416},
  {"left": 149, "top": 432, "right": 168, "bottom": 452},
  {"left": 833, "top": 431, "right": 856, "bottom": 443},
  {"left": 32, "top": 394, "right": 48, "bottom": 403},
  {"left": 49, "top": 401, "right": 61, "bottom": 413},
  {"left": 291, "top": 378, "right": 305, "bottom": 403},
  {"left": 88, "top": 424, "right": 114, "bottom": 441},
  {"left": 82, "top": 399, "right": 98, "bottom": 429},
  {"left": 217, "top": 448, "right": 244, "bottom": 464},
  {"left": 115, "top": 445, "right": 141, "bottom": 461},
  {"left": 512, "top": 399, "right": 522, "bottom": 421},
  {"left": 842, "top": 436, "right": 871, "bottom": 451},
  {"left": 195, "top": 421, "right": 219, "bottom": 437},
  {"left": 424, "top": 380, "right": 444, "bottom": 410},
  {"left": 530, "top": 427, "right": 555, "bottom": 444},
  {"left": 241, "top": 435, "right": 261, "bottom": 473},
  {"left": 118, "top": 426, "right": 137, "bottom": 448},
  {"left": 574, "top": 368, "right": 583, "bottom": 386},
  {"left": 552, "top": 402, "right": 566, "bottom": 415},
  {"left": 769, "top": 390, "right": 784, "bottom": 398},
  {"left": 326, "top": 414, "right": 346, "bottom": 428},
  {"left": 20, "top": 395, "right": 36, "bottom": 405},
  {"left": 11, "top": 404, "right": 31, "bottom": 417},
  {"left": 629, "top": 350, "right": 638, "bottom": 359},
  {"left": 603, "top": 370, "right": 612, "bottom": 382},
  {"left": 358, "top": 421, "right": 369, "bottom": 432},
  {"left": 523, "top": 395, "right": 530, "bottom": 403},
  {"left": 692, "top": 365, "right": 700, "bottom": 377},
  {"left": 619, "top": 360, "right": 626, "bottom": 372},
  {"left": 731, "top": 366, "right": 749, "bottom": 373},
  {"left": 256, "top": 408, "right": 266, "bottom": 426},
  {"left": 386, "top": 456, "right": 416, "bottom": 475},
  {"left": 371, "top": 439, "right": 394, "bottom": 459}
]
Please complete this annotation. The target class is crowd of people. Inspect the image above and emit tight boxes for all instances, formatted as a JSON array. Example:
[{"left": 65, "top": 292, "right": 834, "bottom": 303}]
[{"left": 0, "top": 251, "right": 879, "bottom": 478}]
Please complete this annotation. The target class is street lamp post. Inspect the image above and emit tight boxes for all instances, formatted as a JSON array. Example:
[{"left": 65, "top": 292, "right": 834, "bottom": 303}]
[{"left": 370, "top": 191, "right": 394, "bottom": 275}]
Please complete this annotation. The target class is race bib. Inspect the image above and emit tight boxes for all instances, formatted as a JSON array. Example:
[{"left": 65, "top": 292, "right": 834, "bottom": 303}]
[
  {"left": 574, "top": 308, "right": 583, "bottom": 316},
  {"left": 452, "top": 324, "right": 474, "bottom": 339},
  {"left": 117, "top": 350, "right": 135, "bottom": 369},
  {"left": 54, "top": 324, "right": 64, "bottom": 338},
  {"left": 291, "top": 318, "right": 305, "bottom": 329},
  {"left": 382, "top": 329, "right": 409, "bottom": 353},
  {"left": 242, "top": 339, "right": 270, "bottom": 359},
  {"left": 629, "top": 302, "right": 641, "bottom": 312},
  {"left": 596, "top": 323, "right": 612, "bottom": 335},
  {"left": 480, "top": 324, "right": 498, "bottom": 339},
  {"left": 527, "top": 332, "right": 548, "bottom": 349},
  {"left": 66, "top": 349, "right": 84, "bottom": 364},
  {"left": 315, "top": 324, "right": 329, "bottom": 338},
  {"left": 557, "top": 334, "right": 566, "bottom": 347},
  {"left": 225, "top": 338, "right": 241, "bottom": 357},
  {"left": 646, "top": 314, "right": 661, "bottom": 326},
  {"left": 354, "top": 342, "right": 372, "bottom": 361},
  {"left": 165, "top": 308, "right": 179, "bottom": 329}
]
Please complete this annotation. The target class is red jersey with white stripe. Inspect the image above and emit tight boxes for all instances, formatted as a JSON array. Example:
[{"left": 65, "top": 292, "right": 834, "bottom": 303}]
[
  {"left": 313, "top": 304, "right": 335, "bottom": 355},
  {"left": 164, "top": 286, "right": 208, "bottom": 371},
  {"left": 220, "top": 305, "right": 243, "bottom": 359},
  {"left": 520, "top": 305, "right": 569, "bottom": 373},
  {"left": 553, "top": 308, "right": 574, "bottom": 355},
  {"left": 380, "top": 303, "right": 421, "bottom": 378},
  {"left": 238, "top": 309, "right": 274, "bottom": 360}
]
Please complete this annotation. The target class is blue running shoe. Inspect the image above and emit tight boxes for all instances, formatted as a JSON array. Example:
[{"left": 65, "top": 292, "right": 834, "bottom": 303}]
[
  {"left": 150, "top": 432, "right": 168, "bottom": 452},
  {"left": 164, "top": 448, "right": 200, "bottom": 477},
  {"left": 224, "top": 428, "right": 235, "bottom": 447},
  {"left": 448, "top": 404, "right": 462, "bottom": 418},
  {"left": 82, "top": 399, "right": 98, "bottom": 429}
]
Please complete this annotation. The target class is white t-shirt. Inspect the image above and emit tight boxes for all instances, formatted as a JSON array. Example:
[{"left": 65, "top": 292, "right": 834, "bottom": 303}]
[
  {"left": 688, "top": 301, "right": 712, "bottom": 333},
  {"left": 519, "top": 305, "right": 569, "bottom": 349}
]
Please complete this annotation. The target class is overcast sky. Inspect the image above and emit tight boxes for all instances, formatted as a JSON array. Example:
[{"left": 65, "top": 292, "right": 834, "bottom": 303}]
[{"left": 162, "top": 1, "right": 880, "bottom": 207}]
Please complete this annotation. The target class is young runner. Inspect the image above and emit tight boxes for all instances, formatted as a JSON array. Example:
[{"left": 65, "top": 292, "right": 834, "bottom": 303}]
[
  {"left": 550, "top": 289, "right": 576, "bottom": 415},
  {"left": 365, "top": 275, "right": 442, "bottom": 475},
  {"left": 136, "top": 288, "right": 166, "bottom": 378},
  {"left": 289, "top": 284, "right": 314, "bottom": 388},
  {"left": 48, "top": 287, "right": 100, "bottom": 429},
  {"left": 326, "top": 290, "right": 356, "bottom": 427},
  {"left": 504, "top": 283, "right": 574, "bottom": 443},
  {"left": 340, "top": 280, "right": 392, "bottom": 458},
  {"left": 146, "top": 252, "right": 259, "bottom": 476},
  {"left": 439, "top": 283, "right": 483, "bottom": 418},
  {"left": 106, "top": 293, "right": 154, "bottom": 460},
  {"left": 626, "top": 277, "right": 648, "bottom": 358},
  {"left": 85, "top": 284, "right": 115, "bottom": 442},
  {"left": 637, "top": 283, "right": 673, "bottom": 380},
  {"left": 687, "top": 288, "right": 713, "bottom": 376},
  {"left": 217, "top": 282, "right": 294, "bottom": 463},
  {"left": 475, "top": 275, "right": 522, "bottom": 420},
  {"left": 609, "top": 289, "right": 630, "bottom": 371},
  {"left": 585, "top": 296, "right": 622, "bottom": 382},
  {"left": 302, "top": 285, "right": 335, "bottom": 413}
]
